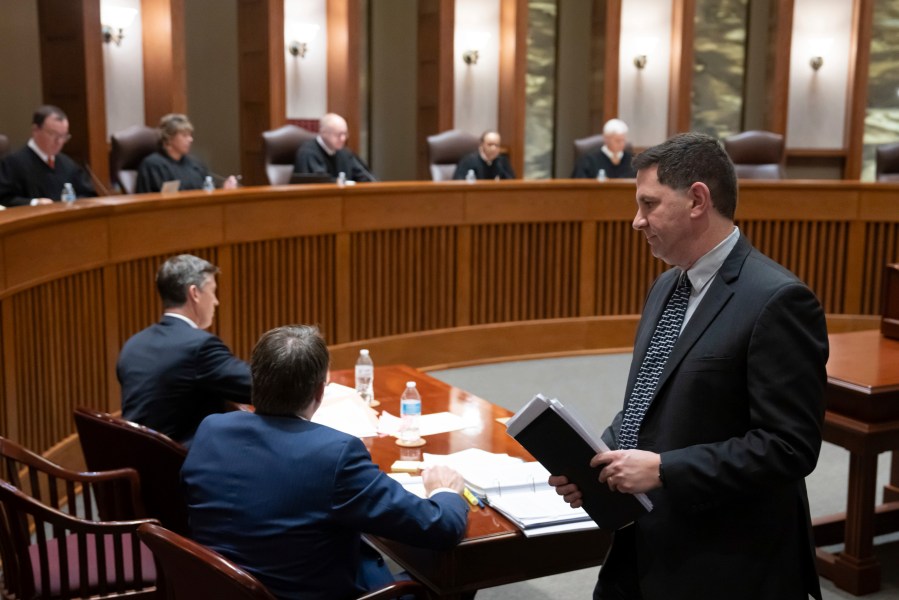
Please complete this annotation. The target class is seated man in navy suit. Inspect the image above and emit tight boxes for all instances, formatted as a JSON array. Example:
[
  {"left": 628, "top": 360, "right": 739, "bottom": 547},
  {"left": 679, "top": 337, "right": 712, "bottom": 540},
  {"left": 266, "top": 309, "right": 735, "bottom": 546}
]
[
  {"left": 182, "top": 325, "right": 469, "bottom": 600},
  {"left": 117, "top": 254, "right": 251, "bottom": 445}
]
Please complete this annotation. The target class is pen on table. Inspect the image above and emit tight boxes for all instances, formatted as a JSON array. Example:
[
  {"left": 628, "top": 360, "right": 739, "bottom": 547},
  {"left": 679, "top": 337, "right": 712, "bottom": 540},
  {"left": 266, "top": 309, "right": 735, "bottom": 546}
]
[{"left": 463, "top": 487, "right": 484, "bottom": 508}]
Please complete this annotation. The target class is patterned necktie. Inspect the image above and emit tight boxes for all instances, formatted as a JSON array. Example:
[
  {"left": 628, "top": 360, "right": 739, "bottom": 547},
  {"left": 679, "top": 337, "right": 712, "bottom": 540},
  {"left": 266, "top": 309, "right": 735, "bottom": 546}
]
[
  {"left": 618, "top": 271, "right": 692, "bottom": 450},
  {"left": 48, "top": 156, "right": 55, "bottom": 169}
]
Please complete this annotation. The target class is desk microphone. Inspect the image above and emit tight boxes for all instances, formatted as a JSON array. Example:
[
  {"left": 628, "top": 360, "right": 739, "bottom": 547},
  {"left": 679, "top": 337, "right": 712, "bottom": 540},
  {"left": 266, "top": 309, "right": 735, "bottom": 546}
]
[
  {"left": 84, "top": 163, "right": 113, "bottom": 196},
  {"left": 210, "top": 171, "right": 243, "bottom": 184}
]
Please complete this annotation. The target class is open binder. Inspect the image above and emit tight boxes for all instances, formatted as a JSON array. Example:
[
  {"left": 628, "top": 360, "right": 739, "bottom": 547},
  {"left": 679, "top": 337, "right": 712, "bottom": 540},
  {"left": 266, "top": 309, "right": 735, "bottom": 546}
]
[{"left": 505, "top": 394, "right": 652, "bottom": 530}]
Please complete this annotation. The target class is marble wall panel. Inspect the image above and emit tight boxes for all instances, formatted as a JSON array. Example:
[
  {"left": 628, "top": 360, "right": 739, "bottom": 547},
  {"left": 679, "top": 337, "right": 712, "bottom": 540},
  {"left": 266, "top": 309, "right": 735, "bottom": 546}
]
[
  {"left": 524, "top": 0, "right": 558, "bottom": 179},
  {"left": 691, "top": 0, "right": 748, "bottom": 138},
  {"left": 862, "top": 0, "right": 899, "bottom": 180}
]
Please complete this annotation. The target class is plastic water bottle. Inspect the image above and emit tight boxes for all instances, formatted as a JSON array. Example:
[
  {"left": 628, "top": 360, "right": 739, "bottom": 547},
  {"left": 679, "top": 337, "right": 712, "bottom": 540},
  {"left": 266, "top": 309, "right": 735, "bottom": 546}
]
[
  {"left": 465, "top": 169, "right": 476, "bottom": 183},
  {"left": 61, "top": 183, "right": 76, "bottom": 203},
  {"left": 597, "top": 169, "right": 608, "bottom": 182},
  {"left": 337, "top": 171, "right": 347, "bottom": 187},
  {"left": 202, "top": 175, "right": 215, "bottom": 192},
  {"left": 354, "top": 349, "right": 374, "bottom": 404},
  {"left": 399, "top": 382, "right": 422, "bottom": 442}
]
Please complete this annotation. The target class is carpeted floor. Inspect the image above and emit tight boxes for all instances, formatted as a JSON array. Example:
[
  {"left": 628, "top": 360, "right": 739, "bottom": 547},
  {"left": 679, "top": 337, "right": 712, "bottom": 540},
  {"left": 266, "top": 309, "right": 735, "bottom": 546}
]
[{"left": 429, "top": 355, "right": 899, "bottom": 600}]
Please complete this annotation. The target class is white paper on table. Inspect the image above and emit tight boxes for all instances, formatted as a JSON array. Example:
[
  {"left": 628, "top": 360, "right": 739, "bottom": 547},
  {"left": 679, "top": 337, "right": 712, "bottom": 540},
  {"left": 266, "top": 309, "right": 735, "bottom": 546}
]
[
  {"left": 311, "top": 383, "right": 380, "bottom": 438},
  {"left": 377, "top": 411, "right": 470, "bottom": 437}
]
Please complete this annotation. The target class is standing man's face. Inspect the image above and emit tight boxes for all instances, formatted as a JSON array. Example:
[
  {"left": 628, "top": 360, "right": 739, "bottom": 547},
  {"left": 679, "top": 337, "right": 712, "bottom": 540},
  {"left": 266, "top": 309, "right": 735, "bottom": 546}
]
[
  {"left": 632, "top": 166, "right": 696, "bottom": 269},
  {"left": 33, "top": 115, "right": 70, "bottom": 157},
  {"left": 480, "top": 132, "right": 502, "bottom": 162},
  {"left": 321, "top": 118, "right": 349, "bottom": 152}
]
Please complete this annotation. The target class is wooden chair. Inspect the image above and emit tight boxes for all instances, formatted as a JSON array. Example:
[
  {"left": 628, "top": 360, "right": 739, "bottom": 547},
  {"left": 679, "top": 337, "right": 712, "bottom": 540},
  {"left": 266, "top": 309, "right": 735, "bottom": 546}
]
[
  {"left": 137, "top": 523, "right": 430, "bottom": 600},
  {"left": 109, "top": 125, "right": 160, "bottom": 194},
  {"left": 426, "top": 129, "right": 479, "bottom": 181},
  {"left": 262, "top": 124, "right": 316, "bottom": 185},
  {"left": 0, "top": 435, "right": 144, "bottom": 523},
  {"left": 74, "top": 407, "right": 189, "bottom": 536},
  {"left": 723, "top": 130, "right": 786, "bottom": 179},
  {"left": 875, "top": 142, "right": 899, "bottom": 182},
  {"left": 0, "top": 480, "right": 158, "bottom": 599}
]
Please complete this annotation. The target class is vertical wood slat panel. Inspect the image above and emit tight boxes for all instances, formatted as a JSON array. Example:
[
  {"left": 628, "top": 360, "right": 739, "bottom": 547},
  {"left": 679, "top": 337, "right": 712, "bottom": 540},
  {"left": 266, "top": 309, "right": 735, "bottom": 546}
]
[
  {"left": 9, "top": 271, "right": 107, "bottom": 454},
  {"left": 594, "top": 221, "right": 665, "bottom": 315},
  {"left": 861, "top": 222, "right": 899, "bottom": 314},
  {"left": 0, "top": 315, "right": 6, "bottom": 438},
  {"left": 350, "top": 228, "right": 457, "bottom": 340}
]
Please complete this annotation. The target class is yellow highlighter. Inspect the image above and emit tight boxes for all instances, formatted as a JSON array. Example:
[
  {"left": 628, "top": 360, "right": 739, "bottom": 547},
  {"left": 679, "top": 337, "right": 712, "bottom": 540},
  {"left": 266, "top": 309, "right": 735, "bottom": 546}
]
[{"left": 462, "top": 487, "right": 482, "bottom": 508}]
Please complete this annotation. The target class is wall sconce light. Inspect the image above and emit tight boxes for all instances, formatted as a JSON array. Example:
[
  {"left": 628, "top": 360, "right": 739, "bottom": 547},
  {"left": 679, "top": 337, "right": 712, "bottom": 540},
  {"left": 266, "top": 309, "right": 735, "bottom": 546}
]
[
  {"left": 101, "top": 6, "right": 137, "bottom": 46},
  {"left": 460, "top": 31, "right": 490, "bottom": 66},
  {"left": 807, "top": 38, "right": 832, "bottom": 72},
  {"left": 287, "top": 24, "right": 320, "bottom": 58},
  {"left": 631, "top": 37, "right": 658, "bottom": 71}
]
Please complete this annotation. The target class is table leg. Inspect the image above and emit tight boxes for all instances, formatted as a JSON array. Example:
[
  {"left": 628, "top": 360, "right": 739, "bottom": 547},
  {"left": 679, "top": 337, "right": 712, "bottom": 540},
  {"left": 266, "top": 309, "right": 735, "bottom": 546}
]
[{"left": 818, "top": 450, "right": 881, "bottom": 595}]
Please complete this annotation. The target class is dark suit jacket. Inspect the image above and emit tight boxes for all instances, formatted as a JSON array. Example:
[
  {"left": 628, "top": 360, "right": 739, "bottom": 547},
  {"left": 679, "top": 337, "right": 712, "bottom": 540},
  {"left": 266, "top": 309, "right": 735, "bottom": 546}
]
[
  {"left": 293, "top": 139, "right": 375, "bottom": 182},
  {"left": 601, "top": 235, "right": 828, "bottom": 600},
  {"left": 182, "top": 411, "right": 469, "bottom": 600},
  {"left": 0, "top": 146, "right": 96, "bottom": 207},
  {"left": 117, "top": 316, "right": 251, "bottom": 445}
]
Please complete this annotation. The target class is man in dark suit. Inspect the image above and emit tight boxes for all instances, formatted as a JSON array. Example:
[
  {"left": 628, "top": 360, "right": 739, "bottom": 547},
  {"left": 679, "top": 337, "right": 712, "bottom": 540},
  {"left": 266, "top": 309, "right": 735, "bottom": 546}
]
[
  {"left": 182, "top": 325, "right": 469, "bottom": 600},
  {"left": 117, "top": 254, "right": 251, "bottom": 446},
  {"left": 0, "top": 105, "right": 96, "bottom": 207},
  {"left": 452, "top": 130, "right": 516, "bottom": 180},
  {"left": 551, "top": 132, "right": 828, "bottom": 599},
  {"left": 571, "top": 118, "right": 636, "bottom": 179},
  {"left": 293, "top": 113, "right": 375, "bottom": 182}
]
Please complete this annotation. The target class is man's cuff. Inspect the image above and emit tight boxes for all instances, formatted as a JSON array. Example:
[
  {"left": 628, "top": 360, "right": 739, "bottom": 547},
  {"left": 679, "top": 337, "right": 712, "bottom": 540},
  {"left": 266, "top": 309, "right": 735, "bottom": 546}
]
[{"left": 428, "top": 487, "right": 460, "bottom": 498}]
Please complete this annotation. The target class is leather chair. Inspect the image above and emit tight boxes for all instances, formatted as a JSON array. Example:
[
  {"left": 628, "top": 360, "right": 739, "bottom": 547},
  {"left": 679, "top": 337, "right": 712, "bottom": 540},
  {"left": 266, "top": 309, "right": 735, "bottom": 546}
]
[
  {"left": 426, "top": 129, "right": 479, "bottom": 181},
  {"left": 109, "top": 125, "right": 160, "bottom": 194},
  {"left": 723, "top": 130, "right": 786, "bottom": 179},
  {"left": 0, "top": 133, "right": 10, "bottom": 160},
  {"left": 875, "top": 142, "right": 899, "bottom": 182},
  {"left": 0, "top": 480, "right": 158, "bottom": 599},
  {"left": 0, "top": 435, "right": 144, "bottom": 522},
  {"left": 137, "top": 523, "right": 429, "bottom": 600},
  {"left": 262, "top": 124, "right": 316, "bottom": 185},
  {"left": 74, "top": 407, "right": 189, "bottom": 536}
]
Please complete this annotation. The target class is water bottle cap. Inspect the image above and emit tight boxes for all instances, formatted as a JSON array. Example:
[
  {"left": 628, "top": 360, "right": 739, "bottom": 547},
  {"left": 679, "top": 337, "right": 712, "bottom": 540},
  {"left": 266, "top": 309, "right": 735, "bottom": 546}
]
[
  {"left": 360, "top": 349, "right": 369, "bottom": 355},
  {"left": 406, "top": 381, "right": 416, "bottom": 388}
]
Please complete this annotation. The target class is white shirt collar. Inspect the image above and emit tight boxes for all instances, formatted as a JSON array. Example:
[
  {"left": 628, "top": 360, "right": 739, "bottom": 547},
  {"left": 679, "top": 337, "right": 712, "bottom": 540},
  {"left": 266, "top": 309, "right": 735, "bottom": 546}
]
[
  {"left": 28, "top": 138, "right": 51, "bottom": 164},
  {"left": 164, "top": 312, "right": 199, "bottom": 329},
  {"left": 316, "top": 135, "right": 336, "bottom": 156},
  {"left": 601, "top": 145, "right": 623, "bottom": 163},
  {"left": 684, "top": 226, "right": 741, "bottom": 293}
]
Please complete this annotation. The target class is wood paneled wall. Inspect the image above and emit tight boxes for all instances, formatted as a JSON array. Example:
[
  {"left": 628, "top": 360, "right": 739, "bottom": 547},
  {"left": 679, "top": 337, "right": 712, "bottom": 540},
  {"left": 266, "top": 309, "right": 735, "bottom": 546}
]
[{"left": 1, "top": 180, "right": 897, "bottom": 454}]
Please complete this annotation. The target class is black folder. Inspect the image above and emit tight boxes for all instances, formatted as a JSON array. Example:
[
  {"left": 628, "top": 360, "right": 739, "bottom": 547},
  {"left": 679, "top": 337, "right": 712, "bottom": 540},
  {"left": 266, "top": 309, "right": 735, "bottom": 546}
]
[{"left": 505, "top": 394, "right": 651, "bottom": 530}]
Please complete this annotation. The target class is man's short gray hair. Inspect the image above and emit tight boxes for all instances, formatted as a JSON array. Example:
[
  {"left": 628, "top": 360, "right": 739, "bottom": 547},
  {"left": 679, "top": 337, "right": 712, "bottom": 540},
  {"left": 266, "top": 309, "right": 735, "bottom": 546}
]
[
  {"left": 603, "top": 118, "right": 629, "bottom": 136},
  {"left": 155, "top": 254, "right": 218, "bottom": 309}
]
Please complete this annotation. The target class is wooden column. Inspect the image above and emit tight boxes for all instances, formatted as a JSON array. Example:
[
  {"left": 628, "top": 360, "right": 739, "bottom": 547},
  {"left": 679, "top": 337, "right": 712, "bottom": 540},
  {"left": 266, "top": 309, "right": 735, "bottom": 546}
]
[
  {"left": 765, "top": 0, "right": 793, "bottom": 135},
  {"left": 667, "top": 0, "right": 695, "bottom": 136},
  {"left": 417, "top": 0, "right": 455, "bottom": 180},
  {"left": 499, "top": 0, "right": 527, "bottom": 177},
  {"left": 327, "top": 0, "right": 363, "bottom": 150},
  {"left": 237, "top": 0, "right": 286, "bottom": 186},
  {"left": 36, "top": 0, "right": 109, "bottom": 186},
  {"left": 141, "top": 0, "right": 187, "bottom": 125},
  {"left": 844, "top": 0, "right": 874, "bottom": 180},
  {"left": 600, "top": 0, "right": 621, "bottom": 124}
]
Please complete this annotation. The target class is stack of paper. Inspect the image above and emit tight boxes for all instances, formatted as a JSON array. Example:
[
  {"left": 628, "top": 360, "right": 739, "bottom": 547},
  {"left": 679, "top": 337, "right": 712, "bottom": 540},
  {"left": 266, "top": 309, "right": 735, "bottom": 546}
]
[{"left": 311, "top": 383, "right": 379, "bottom": 438}]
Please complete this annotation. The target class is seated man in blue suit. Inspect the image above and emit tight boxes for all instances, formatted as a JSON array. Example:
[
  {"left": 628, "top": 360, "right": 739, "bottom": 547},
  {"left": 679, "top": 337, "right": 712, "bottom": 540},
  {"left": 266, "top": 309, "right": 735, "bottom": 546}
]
[
  {"left": 117, "top": 254, "right": 251, "bottom": 446},
  {"left": 182, "top": 325, "right": 469, "bottom": 600}
]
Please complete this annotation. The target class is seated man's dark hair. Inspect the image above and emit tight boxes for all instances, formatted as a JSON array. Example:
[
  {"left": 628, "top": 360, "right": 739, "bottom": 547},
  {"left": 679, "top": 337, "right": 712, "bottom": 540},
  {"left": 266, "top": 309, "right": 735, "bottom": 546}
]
[
  {"left": 251, "top": 325, "right": 330, "bottom": 416},
  {"left": 155, "top": 254, "right": 219, "bottom": 308}
]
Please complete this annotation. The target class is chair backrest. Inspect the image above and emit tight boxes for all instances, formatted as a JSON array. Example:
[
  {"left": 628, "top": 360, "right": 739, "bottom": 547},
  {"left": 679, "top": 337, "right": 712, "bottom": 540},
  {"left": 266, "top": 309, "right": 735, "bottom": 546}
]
[
  {"left": 723, "top": 130, "right": 786, "bottom": 180},
  {"left": 426, "top": 129, "right": 480, "bottom": 181},
  {"left": 74, "top": 407, "right": 189, "bottom": 535},
  {"left": 875, "top": 142, "right": 899, "bottom": 182},
  {"left": 262, "top": 124, "right": 317, "bottom": 185},
  {"left": 0, "top": 133, "right": 10, "bottom": 160},
  {"left": 137, "top": 523, "right": 277, "bottom": 600},
  {"left": 0, "top": 435, "right": 143, "bottom": 521},
  {"left": 109, "top": 125, "right": 160, "bottom": 194},
  {"left": 0, "top": 480, "right": 157, "bottom": 599}
]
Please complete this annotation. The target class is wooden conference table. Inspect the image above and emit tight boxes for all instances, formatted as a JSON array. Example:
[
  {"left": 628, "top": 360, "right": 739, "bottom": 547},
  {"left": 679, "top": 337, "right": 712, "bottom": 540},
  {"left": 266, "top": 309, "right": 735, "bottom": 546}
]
[
  {"left": 813, "top": 330, "right": 899, "bottom": 595},
  {"left": 328, "top": 364, "right": 611, "bottom": 598}
]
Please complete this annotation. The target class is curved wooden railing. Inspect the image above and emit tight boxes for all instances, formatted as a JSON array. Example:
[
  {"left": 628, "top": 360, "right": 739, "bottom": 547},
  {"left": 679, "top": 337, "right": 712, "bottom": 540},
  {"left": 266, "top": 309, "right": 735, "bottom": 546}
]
[{"left": 0, "top": 179, "right": 896, "bottom": 458}]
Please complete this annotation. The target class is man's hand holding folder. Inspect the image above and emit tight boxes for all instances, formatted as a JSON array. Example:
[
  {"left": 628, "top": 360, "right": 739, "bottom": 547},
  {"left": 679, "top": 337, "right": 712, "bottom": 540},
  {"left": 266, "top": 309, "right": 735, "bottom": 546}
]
[{"left": 550, "top": 449, "right": 661, "bottom": 508}]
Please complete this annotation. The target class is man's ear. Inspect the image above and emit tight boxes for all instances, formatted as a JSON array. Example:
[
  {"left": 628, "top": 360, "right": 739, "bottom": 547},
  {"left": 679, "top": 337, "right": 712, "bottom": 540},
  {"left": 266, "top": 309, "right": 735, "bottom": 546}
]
[
  {"left": 186, "top": 284, "right": 200, "bottom": 303},
  {"left": 687, "top": 182, "right": 712, "bottom": 216}
]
